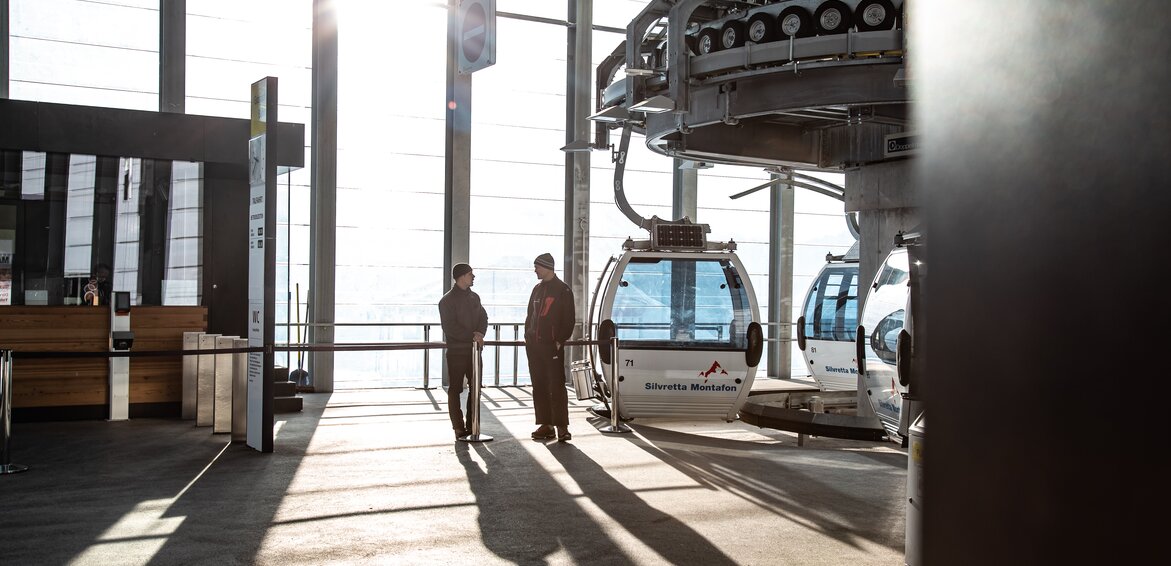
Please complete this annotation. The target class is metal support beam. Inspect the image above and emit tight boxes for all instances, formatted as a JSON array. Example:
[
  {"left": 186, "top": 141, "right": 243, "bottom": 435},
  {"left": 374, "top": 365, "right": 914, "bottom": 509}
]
[
  {"left": 309, "top": 0, "right": 338, "bottom": 392},
  {"left": 671, "top": 158, "right": 697, "bottom": 221},
  {"left": 565, "top": 0, "right": 591, "bottom": 366},
  {"left": 444, "top": 0, "right": 473, "bottom": 387},
  {"left": 767, "top": 170, "right": 794, "bottom": 379},
  {"left": 1, "top": 0, "right": 9, "bottom": 99},
  {"left": 159, "top": 0, "right": 185, "bottom": 113}
]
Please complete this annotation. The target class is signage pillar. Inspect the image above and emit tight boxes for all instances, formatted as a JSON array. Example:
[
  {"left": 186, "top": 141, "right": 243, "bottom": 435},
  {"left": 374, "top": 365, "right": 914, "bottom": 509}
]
[{"left": 247, "top": 77, "right": 277, "bottom": 453}]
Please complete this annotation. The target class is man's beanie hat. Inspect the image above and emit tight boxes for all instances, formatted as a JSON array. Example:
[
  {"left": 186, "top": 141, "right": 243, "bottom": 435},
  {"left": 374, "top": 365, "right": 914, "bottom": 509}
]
[
  {"left": 534, "top": 253, "right": 555, "bottom": 270},
  {"left": 452, "top": 263, "right": 473, "bottom": 280}
]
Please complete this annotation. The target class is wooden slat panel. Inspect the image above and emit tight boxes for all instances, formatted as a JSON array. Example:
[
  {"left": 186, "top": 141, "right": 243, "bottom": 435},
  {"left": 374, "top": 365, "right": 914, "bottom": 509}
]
[
  {"left": 129, "top": 306, "right": 207, "bottom": 405},
  {"left": 8, "top": 372, "right": 106, "bottom": 407},
  {"left": 1, "top": 306, "right": 207, "bottom": 410}
]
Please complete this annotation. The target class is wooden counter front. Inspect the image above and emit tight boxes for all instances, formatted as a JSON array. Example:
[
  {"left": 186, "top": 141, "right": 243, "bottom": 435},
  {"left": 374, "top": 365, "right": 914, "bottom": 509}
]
[{"left": 0, "top": 305, "right": 207, "bottom": 416}]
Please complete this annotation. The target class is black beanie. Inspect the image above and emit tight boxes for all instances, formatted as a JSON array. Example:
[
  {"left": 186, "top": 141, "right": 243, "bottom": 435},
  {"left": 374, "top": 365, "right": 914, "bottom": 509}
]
[
  {"left": 534, "top": 253, "right": 555, "bottom": 269},
  {"left": 451, "top": 263, "right": 473, "bottom": 280}
]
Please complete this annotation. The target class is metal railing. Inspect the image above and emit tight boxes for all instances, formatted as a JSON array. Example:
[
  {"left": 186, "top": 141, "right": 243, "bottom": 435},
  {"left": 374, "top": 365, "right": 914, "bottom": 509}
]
[
  {"left": 277, "top": 320, "right": 797, "bottom": 388},
  {"left": 761, "top": 321, "right": 798, "bottom": 344},
  {"left": 285, "top": 321, "right": 530, "bottom": 388}
]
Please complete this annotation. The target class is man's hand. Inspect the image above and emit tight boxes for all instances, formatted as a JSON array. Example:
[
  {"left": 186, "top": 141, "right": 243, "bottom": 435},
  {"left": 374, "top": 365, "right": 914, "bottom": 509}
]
[{"left": 473, "top": 332, "right": 485, "bottom": 349}]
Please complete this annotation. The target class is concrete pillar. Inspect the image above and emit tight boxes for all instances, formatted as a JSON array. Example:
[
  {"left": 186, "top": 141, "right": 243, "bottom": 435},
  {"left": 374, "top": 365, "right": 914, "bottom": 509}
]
[{"left": 844, "top": 160, "right": 919, "bottom": 301}]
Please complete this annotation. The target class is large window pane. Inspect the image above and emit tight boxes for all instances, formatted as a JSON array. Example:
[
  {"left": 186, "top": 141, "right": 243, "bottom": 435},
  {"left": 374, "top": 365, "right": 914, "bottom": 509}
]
[{"left": 9, "top": 0, "right": 159, "bottom": 109}]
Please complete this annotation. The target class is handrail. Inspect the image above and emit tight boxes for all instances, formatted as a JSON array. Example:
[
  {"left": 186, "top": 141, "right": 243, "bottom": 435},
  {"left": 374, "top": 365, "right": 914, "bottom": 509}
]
[
  {"left": 2, "top": 339, "right": 602, "bottom": 393},
  {"left": 275, "top": 321, "right": 528, "bottom": 388}
]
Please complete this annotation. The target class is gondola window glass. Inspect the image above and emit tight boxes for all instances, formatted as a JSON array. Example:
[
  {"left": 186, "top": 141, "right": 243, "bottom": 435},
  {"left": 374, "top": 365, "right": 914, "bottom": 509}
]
[
  {"left": 803, "top": 265, "right": 858, "bottom": 341},
  {"left": 612, "top": 258, "right": 750, "bottom": 349},
  {"left": 871, "top": 309, "right": 905, "bottom": 364}
]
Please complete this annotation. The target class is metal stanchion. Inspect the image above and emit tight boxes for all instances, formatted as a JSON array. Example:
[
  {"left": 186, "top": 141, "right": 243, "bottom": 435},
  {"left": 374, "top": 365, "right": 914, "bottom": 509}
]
[
  {"left": 1, "top": 349, "right": 30, "bottom": 474},
  {"left": 421, "top": 325, "right": 433, "bottom": 389},
  {"left": 512, "top": 324, "right": 519, "bottom": 386},
  {"left": 600, "top": 337, "right": 631, "bottom": 434},
  {"left": 493, "top": 324, "right": 501, "bottom": 386},
  {"left": 459, "top": 342, "right": 493, "bottom": 443}
]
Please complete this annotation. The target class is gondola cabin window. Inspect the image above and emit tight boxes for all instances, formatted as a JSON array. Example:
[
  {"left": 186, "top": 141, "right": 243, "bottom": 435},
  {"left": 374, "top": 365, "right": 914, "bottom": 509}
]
[{"left": 610, "top": 257, "right": 751, "bottom": 350}]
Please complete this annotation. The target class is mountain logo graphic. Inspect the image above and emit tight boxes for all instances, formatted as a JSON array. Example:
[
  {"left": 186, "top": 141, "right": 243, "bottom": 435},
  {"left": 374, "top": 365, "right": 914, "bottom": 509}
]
[{"left": 699, "top": 361, "right": 729, "bottom": 383}]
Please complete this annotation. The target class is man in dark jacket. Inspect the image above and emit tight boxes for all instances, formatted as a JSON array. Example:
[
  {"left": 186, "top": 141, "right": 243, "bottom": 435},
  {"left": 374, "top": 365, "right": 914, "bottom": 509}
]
[
  {"left": 439, "top": 263, "right": 488, "bottom": 439},
  {"left": 524, "top": 252, "right": 576, "bottom": 442}
]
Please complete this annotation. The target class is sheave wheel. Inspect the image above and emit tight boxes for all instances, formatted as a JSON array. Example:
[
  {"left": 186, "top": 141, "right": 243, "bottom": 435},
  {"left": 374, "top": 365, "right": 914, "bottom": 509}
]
[
  {"left": 720, "top": 20, "right": 747, "bottom": 49},
  {"left": 696, "top": 27, "right": 720, "bottom": 55},
  {"left": 778, "top": 6, "right": 814, "bottom": 39},
  {"left": 855, "top": 0, "right": 897, "bottom": 31},
  {"left": 814, "top": 0, "right": 854, "bottom": 35},
  {"left": 746, "top": 13, "right": 776, "bottom": 44}
]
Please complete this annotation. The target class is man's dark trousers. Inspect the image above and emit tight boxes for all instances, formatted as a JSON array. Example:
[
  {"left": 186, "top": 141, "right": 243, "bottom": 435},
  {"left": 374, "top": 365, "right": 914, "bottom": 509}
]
[{"left": 526, "top": 342, "right": 569, "bottom": 426}]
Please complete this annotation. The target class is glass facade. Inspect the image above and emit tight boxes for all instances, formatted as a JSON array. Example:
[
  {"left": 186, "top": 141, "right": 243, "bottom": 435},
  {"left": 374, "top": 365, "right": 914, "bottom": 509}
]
[
  {"left": 2, "top": 0, "right": 854, "bottom": 383},
  {"left": 9, "top": 0, "right": 159, "bottom": 109}
]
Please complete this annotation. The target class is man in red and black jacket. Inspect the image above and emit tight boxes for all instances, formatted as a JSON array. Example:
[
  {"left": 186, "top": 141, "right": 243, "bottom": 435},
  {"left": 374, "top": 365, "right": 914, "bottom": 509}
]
[{"left": 524, "top": 252, "right": 576, "bottom": 442}]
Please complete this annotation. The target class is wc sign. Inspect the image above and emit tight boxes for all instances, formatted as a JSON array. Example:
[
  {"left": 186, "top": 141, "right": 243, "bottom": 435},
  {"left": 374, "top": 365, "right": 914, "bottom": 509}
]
[{"left": 457, "top": 0, "right": 496, "bottom": 74}]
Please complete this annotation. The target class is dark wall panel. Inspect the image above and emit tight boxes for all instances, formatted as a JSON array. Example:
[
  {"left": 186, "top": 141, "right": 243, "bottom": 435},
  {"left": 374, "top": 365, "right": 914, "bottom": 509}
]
[
  {"left": 202, "top": 162, "right": 248, "bottom": 338},
  {"left": 0, "top": 99, "right": 304, "bottom": 168},
  {"left": 920, "top": 2, "right": 1170, "bottom": 564}
]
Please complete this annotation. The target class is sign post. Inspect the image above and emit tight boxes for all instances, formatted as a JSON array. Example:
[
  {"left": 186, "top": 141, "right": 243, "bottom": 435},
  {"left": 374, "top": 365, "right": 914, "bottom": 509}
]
[{"left": 247, "top": 77, "right": 277, "bottom": 453}]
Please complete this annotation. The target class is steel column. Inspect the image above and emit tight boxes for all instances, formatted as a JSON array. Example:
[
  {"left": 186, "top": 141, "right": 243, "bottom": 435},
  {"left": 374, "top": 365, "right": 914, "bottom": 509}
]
[
  {"left": 767, "top": 170, "right": 794, "bottom": 379},
  {"left": 1, "top": 0, "right": 8, "bottom": 100},
  {"left": 159, "top": 0, "right": 185, "bottom": 113},
  {"left": 309, "top": 0, "right": 338, "bottom": 392},
  {"left": 443, "top": 0, "right": 473, "bottom": 387},
  {"left": 565, "top": 0, "right": 592, "bottom": 371},
  {"left": 672, "top": 159, "right": 697, "bottom": 221}
]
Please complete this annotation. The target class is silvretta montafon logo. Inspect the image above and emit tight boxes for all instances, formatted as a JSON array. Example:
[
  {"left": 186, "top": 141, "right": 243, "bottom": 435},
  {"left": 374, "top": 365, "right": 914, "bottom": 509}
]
[{"left": 698, "top": 361, "right": 729, "bottom": 383}]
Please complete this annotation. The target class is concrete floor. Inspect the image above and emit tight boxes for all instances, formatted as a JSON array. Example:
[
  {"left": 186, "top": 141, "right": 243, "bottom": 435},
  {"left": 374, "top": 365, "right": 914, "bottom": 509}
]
[{"left": 0, "top": 385, "right": 908, "bottom": 565}]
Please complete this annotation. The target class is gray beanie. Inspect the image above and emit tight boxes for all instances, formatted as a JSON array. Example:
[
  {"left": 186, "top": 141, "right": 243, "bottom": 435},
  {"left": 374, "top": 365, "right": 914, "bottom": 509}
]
[
  {"left": 534, "top": 253, "right": 555, "bottom": 270},
  {"left": 451, "top": 263, "right": 473, "bottom": 280}
]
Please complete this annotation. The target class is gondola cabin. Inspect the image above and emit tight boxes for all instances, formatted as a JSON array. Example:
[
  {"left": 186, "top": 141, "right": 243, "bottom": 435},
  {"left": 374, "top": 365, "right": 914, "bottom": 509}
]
[
  {"left": 797, "top": 244, "right": 860, "bottom": 391},
  {"left": 594, "top": 221, "right": 763, "bottom": 421},
  {"left": 858, "top": 244, "right": 913, "bottom": 440}
]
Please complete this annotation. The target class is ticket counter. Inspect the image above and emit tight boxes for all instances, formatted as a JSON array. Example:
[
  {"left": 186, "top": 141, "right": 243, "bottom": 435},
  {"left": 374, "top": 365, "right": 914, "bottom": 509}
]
[{"left": 0, "top": 305, "right": 206, "bottom": 421}]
